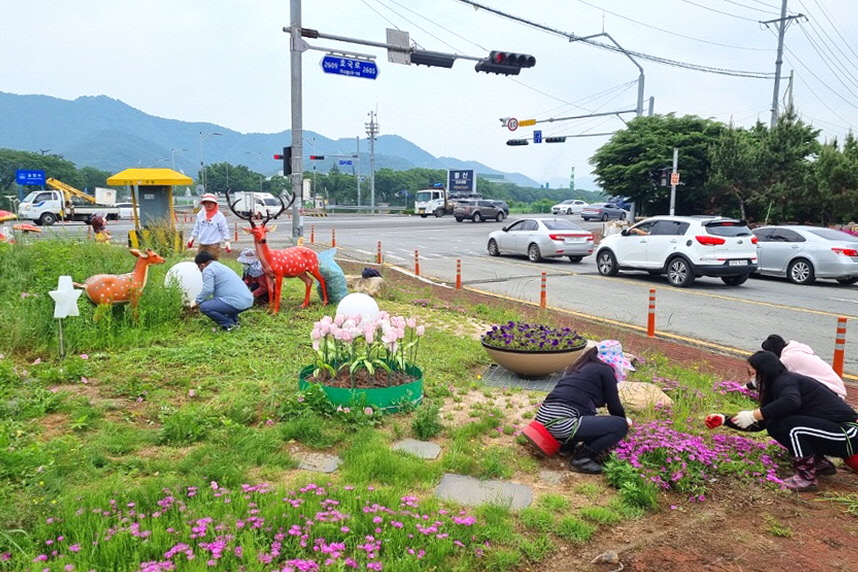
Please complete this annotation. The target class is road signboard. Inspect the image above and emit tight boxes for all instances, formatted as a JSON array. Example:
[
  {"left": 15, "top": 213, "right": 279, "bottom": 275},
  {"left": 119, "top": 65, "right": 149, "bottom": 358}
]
[
  {"left": 338, "top": 160, "right": 353, "bottom": 166},
  {"left": 519, "top": 119, "right": 536, "bottom": 127},
  {"left": 321, "top": 55, "right": 379, "bottom": 80},
  {"left": 670, "top": 172, "right": 680, "bottom": 185},
  {"left": 447, "top": 169, "right": 475, "bottom": 194},
  {"left": 16, "top": 169, "right": 45, "bottom": 185},
  {"left": 533, "top": 130, "right": 543, "bottom": 144},
  {"left": 506, "top": 117, "right": 519, "bottom": 131}
]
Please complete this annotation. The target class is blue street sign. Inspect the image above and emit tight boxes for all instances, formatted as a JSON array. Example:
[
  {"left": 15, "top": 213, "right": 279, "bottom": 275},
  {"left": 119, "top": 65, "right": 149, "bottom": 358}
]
[
  {"left": 16, "top": 169, "right": 46, "bottom": 185},
  {"left": 338, "top": 160, "right": 353, "bottom": 166},
  {"left": 321, "top": 55, "right": 379, "bottom": 80},
  {"left": 447, "top": 169, "right": 475, "bottom": 194},
  {"left": 533, "top": 130, "right": 543, "bottom": 144}
]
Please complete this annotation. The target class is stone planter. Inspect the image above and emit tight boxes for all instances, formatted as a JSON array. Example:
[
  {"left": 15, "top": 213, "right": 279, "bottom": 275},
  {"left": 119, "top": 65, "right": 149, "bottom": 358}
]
[
  {"left": 481, "top": 342, "right": 587, "bottom": 378},
  {"left": 298, "top": 364, "right": 423, "bottom": 413}
]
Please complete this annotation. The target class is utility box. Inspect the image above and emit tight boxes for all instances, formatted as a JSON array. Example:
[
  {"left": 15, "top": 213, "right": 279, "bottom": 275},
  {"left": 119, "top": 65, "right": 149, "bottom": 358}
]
[
  {"left": 106, "top": 168, "right": 194, "bottom": 232},
  {"left": 94, "top": 187, "right": 117, "bottom": 206}
]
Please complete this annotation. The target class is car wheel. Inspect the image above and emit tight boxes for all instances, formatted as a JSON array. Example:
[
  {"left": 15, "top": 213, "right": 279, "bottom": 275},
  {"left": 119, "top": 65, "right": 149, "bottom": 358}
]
[
  {"left": 473, "top": 212, "right": 482, "bottom": 223},
  {"left": 836, "top": 277, "right": 858, "bottom": 285},
  {"left": 596, "top": 250, "right": 619, "bottom": 276},
  {"left": 565, "top": 208, "right": 572, "bottom": 215},
  {"left": 39, "top": 212, "right": 57, "bottom": 226},
  {"left": 667, "top": 257, "right": 695, "bottom": 287},
  {"left": 582, "top": 216, "right": 590, "bottom": 221},
  {"left": 788, "top": 259, "right": 816, "bottom": 285},
  {"left": 528, "top": 243, "right": 542, "bottom": 262},
  {"left": 419, "top": 214, "right": 428, "bottom": 218},
  {"left": 455, "top": 217, "right": 464, "bottom": 223},
  {"left": 721, "top": 274, "right": 749, "bottom": 286},
  {"left": 434, "top": 208, "right": 444, "bottom": 218},
  {"left": 568, "top": 256, "right": 583, "bottom": 263},
  {"left": 620, "top": 211, "right": 627, "bottom": 220},
  {"left": 488, "top": 238, "right": 500, "bottom": 256},
  {"left": 600, "top": 212, "right": 608, "bottom": 221},
  {"left": 496, "top": 211, "right": 505, "bottom": 222}
]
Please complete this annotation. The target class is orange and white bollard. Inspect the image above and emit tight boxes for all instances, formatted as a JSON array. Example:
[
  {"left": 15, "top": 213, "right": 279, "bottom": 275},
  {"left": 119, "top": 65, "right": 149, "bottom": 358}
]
[
  {"left": 331, "top": 228, "right": 336, "bottom": 248},
  {"left": 833, "top": 316, "right": 847, "bottom": 377},
  {"left": 647, "top": 288, "right": 656, "bottom": 337},
  {"left": 377, "top": 241, "right": 382, "bottom": 265},
  {"left": 414, "top": 250, "right": 420, "bottom": 276},
  {"left": 234, "top": 222, "right": 238, "bottom": 242},
  {"left": 456, "top": 259, "right": 462, "bottom": 290},
  {"left": 540, "top": 272, "right": 547, "bottom": 308},
  {"left": 310, "top": 225, "right": 315, "bottom": 244}
]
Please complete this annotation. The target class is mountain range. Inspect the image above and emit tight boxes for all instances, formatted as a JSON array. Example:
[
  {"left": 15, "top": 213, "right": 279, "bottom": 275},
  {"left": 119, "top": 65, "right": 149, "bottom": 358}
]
[{"left": 0, "top": 92, "right": 563, "bottom": 188}]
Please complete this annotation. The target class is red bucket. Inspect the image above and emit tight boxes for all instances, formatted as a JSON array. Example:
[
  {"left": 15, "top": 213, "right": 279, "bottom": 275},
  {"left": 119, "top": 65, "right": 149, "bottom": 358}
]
[
  {"left": 844, "top": 454, "right": 858, "bottom": 473},
  {"left": 522, "top": 421, "right": 561, "bottom": 457}
]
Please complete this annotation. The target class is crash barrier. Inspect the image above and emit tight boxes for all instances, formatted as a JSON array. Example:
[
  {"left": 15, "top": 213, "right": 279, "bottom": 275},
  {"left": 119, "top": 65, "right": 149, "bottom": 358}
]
[
  {"left": 833, "top": 316, "right": 847, "bottom": 377},
  {"left": 647, "top": 289, "right": 656, "bottom": 337}
]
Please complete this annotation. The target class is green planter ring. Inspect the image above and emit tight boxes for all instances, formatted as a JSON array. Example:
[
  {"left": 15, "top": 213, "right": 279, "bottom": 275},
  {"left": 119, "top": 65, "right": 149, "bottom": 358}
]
[
  {"left": 482, "top": 341, "right": 588, "bottom": 378},
  {"left": 299, "top": 364, "right": 423, "bottom": 413}
]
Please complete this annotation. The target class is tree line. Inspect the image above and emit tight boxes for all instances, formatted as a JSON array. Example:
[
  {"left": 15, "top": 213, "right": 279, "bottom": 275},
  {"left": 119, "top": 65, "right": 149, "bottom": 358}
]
[{"left": 590, "top": 109, "right": 858, "bottom": 225}]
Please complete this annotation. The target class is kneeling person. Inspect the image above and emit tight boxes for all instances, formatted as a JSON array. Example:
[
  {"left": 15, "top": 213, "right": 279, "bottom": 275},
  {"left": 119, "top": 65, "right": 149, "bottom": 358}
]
[{"left": 194, "top": 251, "right": 253, "bottom": 331}]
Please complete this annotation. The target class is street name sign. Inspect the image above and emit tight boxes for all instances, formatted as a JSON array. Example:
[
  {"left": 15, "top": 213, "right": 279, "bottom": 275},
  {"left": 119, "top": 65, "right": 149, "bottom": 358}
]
[
  {"left": 519, "top": 119, "right": 536, "bottom": 127},
  {"left": 321, "top": 55, "right": 379, "bottom": 79},
  {"left": 16, "top": 169, "right": 45, "bottom": 185}
]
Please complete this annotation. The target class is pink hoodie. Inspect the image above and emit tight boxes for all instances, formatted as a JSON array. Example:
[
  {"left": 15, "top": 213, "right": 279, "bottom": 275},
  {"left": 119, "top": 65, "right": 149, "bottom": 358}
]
[{"left": 781, "top": 341, "right": 847, "bottom": 399}]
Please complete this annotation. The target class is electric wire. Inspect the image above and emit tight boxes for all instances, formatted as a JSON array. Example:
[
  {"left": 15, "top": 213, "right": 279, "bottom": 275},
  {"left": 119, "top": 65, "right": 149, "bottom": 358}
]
[
  {"left": 712, "top": 0, "right": 780, "bottom": 15},
  {"left": 366, "top": 0, "right": 465, "bottom": 54},
  {"left": 809, "top": 0, "right": 858, "bottom": 63},
  {"left": 678, "top": 0, "right": 764, "bottom": 22},
  {"left": 795, "top": 0, "right": 858, "bottom": 81},
  {"left": 795, "top": 23, "right": 858, "bottom": 96}
]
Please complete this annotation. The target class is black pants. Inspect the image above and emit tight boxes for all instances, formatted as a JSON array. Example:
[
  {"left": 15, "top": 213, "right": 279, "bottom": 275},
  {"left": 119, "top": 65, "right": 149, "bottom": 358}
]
[{"left": 766, "top": 415, "right": 858, "bottom": 458}]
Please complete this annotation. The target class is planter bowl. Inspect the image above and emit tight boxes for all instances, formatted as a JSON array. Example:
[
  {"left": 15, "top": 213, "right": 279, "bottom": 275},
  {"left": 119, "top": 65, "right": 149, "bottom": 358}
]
[
  {"left": 482, "top": 342, "right": 587, "bottom": 377},
  {"left": 299, "top": 364, "right": 423, "bottom": 413}
]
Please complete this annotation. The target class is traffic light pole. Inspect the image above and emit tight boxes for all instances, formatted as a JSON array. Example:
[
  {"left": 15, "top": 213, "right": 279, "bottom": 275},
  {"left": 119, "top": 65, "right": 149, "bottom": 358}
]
[{"left": 289, "top": 0, "right": 304, "bottom": 242}]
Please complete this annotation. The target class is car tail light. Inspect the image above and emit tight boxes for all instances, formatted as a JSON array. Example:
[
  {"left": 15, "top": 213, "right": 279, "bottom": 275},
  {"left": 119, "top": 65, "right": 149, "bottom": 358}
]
[
  {"left": 548, "top": 233, "right": 593, "bottom": 241},
  {"left": 695, "top": 235, "right": 726, "bottom": 246},
  {"left": 832, "top": 247, "right": 858, "bottom": 256},
  {"left": 750, "top": 236, "right": 758, "bottom": 244}
]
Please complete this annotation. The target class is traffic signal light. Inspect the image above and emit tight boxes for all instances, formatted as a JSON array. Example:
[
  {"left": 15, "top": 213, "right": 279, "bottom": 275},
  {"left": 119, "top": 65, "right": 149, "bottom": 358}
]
[
  {"left": 410, "top": 51, "right": 455, "bottom": 68},
  {"left": 309, "top": 155, "right": 325, "bottom": 160},
  {"left": 506, "top": 139, "right": 529, "bottom": 146},
  {"left": 475, "top": 51, "right": 536, "bottom": 76},
  {"left": 545, "top": 136, "right": 566, "bottom": 143},
  {"left": 273, "top": 146, "right": 292, "bottom": 176}
]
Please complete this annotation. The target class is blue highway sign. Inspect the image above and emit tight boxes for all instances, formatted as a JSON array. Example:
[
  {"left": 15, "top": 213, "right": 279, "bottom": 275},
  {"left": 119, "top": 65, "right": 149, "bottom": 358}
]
[
  {"left": 533, "top": 130, "right": 543, "bottom": 144},
  {"left": 338, "top": 160, "right": 354, "bottom": 166},
  {"left": 16, "top": 169, "right": 45, "bottom": 185},
  {"left": 321, "top": 55, "right": 379, "bottom": 80}
]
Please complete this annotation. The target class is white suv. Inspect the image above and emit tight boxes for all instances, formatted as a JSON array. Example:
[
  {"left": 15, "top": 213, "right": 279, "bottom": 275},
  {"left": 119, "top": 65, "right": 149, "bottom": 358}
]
[{"left": 595, "top": 215, "right": 758, "bottom": 287}]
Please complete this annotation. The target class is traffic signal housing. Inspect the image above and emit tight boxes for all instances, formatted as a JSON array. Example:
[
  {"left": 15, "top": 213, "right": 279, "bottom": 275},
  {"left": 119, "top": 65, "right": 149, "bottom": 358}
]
[
  {"left": 475, "top": 51, "right": 536, "bottom": 76},
  {"left": 273, "top": 146, "right": 292, "bottom": 176},
  {"left": 507, "top": 139, "right": 529, "bottom": 146},
  {"left": 545, "top": 136, "right": 567, "bottom": 143},
  {"left": 309, "top": 155, "right": 325, "bottom": 161},
  {"left": 410, "top": 51, "right": 455, "bottom": 68}
]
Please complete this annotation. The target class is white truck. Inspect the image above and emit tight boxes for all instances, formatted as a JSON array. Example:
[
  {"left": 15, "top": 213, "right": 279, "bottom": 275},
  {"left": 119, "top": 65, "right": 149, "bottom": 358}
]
[
  {"left": 414, "top": 187, "right": 481, "bottom": 218},
  {"left": 17, "top": 178, "right": 120, "bottom": 226},
  {"left": 230, "top": 191, "right": 283, "bottom": 219}
]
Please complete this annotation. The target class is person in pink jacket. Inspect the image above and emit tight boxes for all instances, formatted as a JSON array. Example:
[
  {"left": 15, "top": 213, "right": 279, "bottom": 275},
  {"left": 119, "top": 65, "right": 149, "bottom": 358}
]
[{"left": 756, "top": 334, "right": 847, "bottom": 399}]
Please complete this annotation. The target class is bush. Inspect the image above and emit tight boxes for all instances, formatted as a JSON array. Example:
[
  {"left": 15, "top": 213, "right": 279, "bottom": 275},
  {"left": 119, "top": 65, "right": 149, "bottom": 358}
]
[{"left": 412, "top": 399, "right": 443, "bottom": 440}]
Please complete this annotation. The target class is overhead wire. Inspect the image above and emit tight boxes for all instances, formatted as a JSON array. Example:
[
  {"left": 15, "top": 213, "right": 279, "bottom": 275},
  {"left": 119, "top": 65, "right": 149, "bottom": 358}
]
[
  {"left": 712, "top": 0, "right": 780, "bottom": 15},
  {"left": 795, "top": 0, "right": 858, "bottom": 82},
  {"left": 678, "top": 0, "right": 765, "bottom": 22},
  {"left": 809, "top": 0, "right": 858, "bottom": 63},
  {"left": 794, "top": 23, "right": 858, "bottom": 97}
]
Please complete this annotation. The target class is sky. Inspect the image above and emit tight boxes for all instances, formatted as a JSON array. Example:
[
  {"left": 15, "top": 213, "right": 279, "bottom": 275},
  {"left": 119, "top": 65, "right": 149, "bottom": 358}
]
[{"left": 2, "top": 0, "right": 857, "bottom": 189}]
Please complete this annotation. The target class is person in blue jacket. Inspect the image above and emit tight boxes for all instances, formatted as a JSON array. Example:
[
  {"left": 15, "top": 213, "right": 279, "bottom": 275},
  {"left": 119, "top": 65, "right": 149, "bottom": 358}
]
[{"left": 192, "top": 251, "right": 253, "bottom": 332}]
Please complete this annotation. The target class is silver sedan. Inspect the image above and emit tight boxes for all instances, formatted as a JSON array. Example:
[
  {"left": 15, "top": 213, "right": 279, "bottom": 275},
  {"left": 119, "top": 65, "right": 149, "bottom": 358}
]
[
  {"left": 487, "top": 218, "right": 594, "bottom": 263},
  {"left": 752, "top": 225, "right": 858, "bottom": 285}
]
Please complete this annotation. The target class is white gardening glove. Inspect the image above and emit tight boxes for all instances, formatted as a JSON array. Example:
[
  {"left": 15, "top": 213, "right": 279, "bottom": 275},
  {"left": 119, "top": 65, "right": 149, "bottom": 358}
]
[
  {"left": 626, "top": 417, "right": 633, "bottom": 428},
  {"left": 223, "top": 240, "right": 232, "bottom": 253},
  {"left": 732, "top": 410, "right": 757, "bottom": 429}
]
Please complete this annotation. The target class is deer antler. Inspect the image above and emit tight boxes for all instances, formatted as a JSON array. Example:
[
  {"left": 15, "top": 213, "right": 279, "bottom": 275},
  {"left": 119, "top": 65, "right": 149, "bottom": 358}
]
[{"left": 225, "top": 188, "right": 256, "bottom": 227}]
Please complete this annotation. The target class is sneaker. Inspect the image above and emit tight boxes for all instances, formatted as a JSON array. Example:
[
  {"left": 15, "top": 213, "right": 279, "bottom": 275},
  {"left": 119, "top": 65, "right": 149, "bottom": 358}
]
[{"left": 224, "top": 324, "right": 240, "bottom": 333}]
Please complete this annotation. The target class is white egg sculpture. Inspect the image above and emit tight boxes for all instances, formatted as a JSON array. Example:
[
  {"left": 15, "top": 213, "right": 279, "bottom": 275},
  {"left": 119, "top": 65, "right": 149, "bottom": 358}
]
[
  {"left": 164, "top": 261, "right": 203, "bottom": 306},
  {"left": 335, "top": 292, "right": 380, "bottom": 320}
]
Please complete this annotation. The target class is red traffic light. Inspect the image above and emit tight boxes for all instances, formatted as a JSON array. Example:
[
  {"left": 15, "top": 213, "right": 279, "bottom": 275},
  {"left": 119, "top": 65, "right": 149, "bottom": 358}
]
[
  {"left": 309, "top": 155, "right": 325, "bottom": 160},
  {"left": 273, "top": 154, "right": 283, "bottom": 160}
]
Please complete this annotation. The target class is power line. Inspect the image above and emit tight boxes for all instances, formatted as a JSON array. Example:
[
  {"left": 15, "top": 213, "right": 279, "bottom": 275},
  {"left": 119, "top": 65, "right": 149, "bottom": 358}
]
[
  {"left": 679, "top": 0, "right": 764, "bottom": 22},
  {"left": 809, "top": 0, "right": 858, "bottom": 63},
  {"left": 713, "top": 0, "right": 781, "bottom": 15}
]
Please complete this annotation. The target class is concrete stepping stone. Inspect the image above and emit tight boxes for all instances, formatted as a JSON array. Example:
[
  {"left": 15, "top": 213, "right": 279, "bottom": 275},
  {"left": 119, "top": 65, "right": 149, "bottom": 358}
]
[
  {"left": 435, "top": 473, "right": 532, "bottom": 510},
  {"left": 392, "top": 438, "right": 441, "bottom": 459},
  {"left": 296, "top": 452, "right": 342, "bottom": 474}
]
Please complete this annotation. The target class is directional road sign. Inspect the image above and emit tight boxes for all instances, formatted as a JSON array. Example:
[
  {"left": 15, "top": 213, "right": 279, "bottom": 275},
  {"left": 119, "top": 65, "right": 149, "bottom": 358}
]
[
  {"left": 321, "top": 55, "right": 379, "bottom": 80},
  {"left": 338, "top": 160, "right": 354, "bottom": 166},
  {"left": 533, "top": 130, "right": 543, "bottom": 144},
  {"left": 519, "top": 119, "right": 536, "bottom": 127},
  {"left": 16, "top": 169, "right": 45, "bottom": 185}
]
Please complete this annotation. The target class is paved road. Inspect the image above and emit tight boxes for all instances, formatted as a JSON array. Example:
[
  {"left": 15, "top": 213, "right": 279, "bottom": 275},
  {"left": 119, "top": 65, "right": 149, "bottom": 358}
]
[{"left": 19, "top": 213, "right": 858, "bottom": 377}]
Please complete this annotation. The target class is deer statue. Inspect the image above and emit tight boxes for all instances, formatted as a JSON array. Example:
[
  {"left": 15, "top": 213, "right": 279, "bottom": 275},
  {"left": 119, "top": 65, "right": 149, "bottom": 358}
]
[
  {"left": 74, "top": 248, "right": 166, "bottom": 307},
  {"left": 227, "top": 189, "right": 328, "bottom": 313}
]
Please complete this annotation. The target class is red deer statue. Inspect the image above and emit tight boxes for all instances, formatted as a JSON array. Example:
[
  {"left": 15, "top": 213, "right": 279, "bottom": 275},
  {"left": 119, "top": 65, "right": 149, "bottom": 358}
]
[
  {"left": 227, "top": 189, "right": 328, "bottom": 312},
  {"left": 75, "top": 248, "right": 166, "bottom": 307}
]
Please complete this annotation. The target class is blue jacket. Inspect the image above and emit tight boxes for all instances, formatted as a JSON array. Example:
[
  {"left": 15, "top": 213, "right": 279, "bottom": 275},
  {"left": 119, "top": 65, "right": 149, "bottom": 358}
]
[{"left": 197, "top": 261, "right": 253, "bottom": 310}]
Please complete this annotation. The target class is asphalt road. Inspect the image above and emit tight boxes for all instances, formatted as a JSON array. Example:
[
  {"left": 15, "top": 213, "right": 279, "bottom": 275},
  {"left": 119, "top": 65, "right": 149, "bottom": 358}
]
[{"left": 19, "top": 213, "right": 858, "bottom": 377}]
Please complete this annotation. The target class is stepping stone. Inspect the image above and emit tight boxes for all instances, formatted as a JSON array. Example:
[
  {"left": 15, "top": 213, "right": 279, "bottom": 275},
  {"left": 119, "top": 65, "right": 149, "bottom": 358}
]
[
  {"left": 392, "top": 438, "right": 441, "bottom": 459},
  {"left": 538, "top": 470, "right": 566, "bottom": 485},
  {"left": 435, "top": 473, "right": 532, "bottom": 510},
  {"left": 296, "top": 452, "right": 342, "bottom": 474}
]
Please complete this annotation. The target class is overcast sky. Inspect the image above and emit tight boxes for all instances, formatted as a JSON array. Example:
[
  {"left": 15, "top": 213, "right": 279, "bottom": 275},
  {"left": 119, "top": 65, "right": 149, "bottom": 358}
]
[{"left": 2, "top": 0, "right": 856, "bottom": 188}]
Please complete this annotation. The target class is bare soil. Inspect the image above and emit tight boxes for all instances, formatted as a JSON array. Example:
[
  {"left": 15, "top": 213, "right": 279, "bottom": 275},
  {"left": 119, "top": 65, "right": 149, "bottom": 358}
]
[{"left": 307, "top": 368, "right": 416, "bottom": 389}]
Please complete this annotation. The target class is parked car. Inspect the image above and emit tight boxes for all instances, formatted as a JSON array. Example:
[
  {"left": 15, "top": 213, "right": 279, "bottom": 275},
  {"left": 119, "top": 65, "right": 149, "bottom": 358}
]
[
  {"left": 752, "top": 225, "right": 858, "bottom": 285},
  {"left": 551, "top": 199, "right": 589, "bottom": 215},
  {"left": 581, "top": 203, "right": 627, "bottom": 221},
  {"left": 454, "top": 200, "right": 504, "bottom": 223},
  {"left": 595, "top": 215, "right": 758, "bottom": 287},
  {"left": 487, "top": 218, "right": 594, "bottom": 263},
  {"left": 115, "top": 202, "right": 139, "bottom": 219},
  {"left": 490, "top": 200, "right": 510, "bottom": 216}
]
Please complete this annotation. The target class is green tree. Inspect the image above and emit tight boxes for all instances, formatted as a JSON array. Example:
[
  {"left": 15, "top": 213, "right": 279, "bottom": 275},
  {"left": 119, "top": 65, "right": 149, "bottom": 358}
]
[
  {"left": 708, "top": 122, "right": 766, "bottom": 220},
  {"left": 808, "top": 133, "right": 858, "bottom": 225}
]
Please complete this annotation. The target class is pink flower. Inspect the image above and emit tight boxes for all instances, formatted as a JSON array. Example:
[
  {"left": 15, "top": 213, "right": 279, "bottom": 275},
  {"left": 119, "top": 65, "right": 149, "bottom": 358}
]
[
  {"left": 80, "top": 377, "right": 88, "bottom": 384},
  {"left": 188, "top": 389, "right": 196, "bottom": 397},
  {"left": 416, "top": 325, "right": 425, "bottom": 336},
  {"left": 364, "top": 407, "right": 373, "bottom": 416},
  {"left": 33, "top": 358, "right": 41, "bottom": 365},
  {"left": 210, "top": 481, "right": 219, "bottom": 490},
  {"left": 79, "top": 354, "right": 89, "bottom": 360}
]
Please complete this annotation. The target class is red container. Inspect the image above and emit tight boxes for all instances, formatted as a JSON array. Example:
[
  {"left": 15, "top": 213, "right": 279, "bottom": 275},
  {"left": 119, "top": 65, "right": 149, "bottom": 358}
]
[
  {"left": 522, "top": 421, "right": 561, "bottom": 457},
  {"left": 844, "top": 454, "right": 858, "bottom": 473}
]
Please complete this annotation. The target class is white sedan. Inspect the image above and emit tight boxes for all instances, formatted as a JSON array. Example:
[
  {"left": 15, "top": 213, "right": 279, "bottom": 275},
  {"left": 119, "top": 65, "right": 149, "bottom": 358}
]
[
  {"left": 487, "top": 217, "right": 594, "bottom": 263},
  {"left": 551, "top": 199, "right": 589, "bottom": 215}
]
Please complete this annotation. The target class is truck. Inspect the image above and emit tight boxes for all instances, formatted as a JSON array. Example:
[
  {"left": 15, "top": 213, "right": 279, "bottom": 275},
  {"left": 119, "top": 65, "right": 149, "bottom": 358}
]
[
  {"left": 414, "top": 187, "right": 481, "bottom": 218},
  {"left": 17, "top": 178, "right": 120, "bottom": 226},
  {"left": 230, "top": 191, "right": 283, "bottom": 219}
]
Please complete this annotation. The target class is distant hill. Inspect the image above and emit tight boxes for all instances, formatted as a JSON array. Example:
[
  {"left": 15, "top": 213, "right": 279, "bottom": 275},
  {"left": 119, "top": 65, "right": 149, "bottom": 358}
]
[{"left": 0, "top": 92, "right": 543, "bottom": 187}]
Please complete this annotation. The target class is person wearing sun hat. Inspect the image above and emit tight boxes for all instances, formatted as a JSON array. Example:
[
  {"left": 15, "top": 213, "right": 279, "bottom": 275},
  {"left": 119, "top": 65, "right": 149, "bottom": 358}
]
[
  {"left": 534, "top": 339, "right": 635, "bottom": 474},
  {"left": 237, "top": 248, "right": 269, "bottom": 305},
  {"left": 187, "top": 193, "right": 230, "bottom": 259}
]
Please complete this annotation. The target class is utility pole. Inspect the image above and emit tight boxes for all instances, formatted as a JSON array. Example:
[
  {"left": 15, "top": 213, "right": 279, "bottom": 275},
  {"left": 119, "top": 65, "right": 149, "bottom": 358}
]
[
  {"left": 365, "top": 111, "right": 379, "bottom": 211},
  {"left": 669, "top": 148, "right": 678, "bottom": 216},
  {"left": 762, "top": 0, "right": 804, "bottom": 127},
  {"left": 289, "top": 0, "right": 304, "bottom": 242},
  {"left": 355, "top": 136, "right": 361, "bottom": 207}
]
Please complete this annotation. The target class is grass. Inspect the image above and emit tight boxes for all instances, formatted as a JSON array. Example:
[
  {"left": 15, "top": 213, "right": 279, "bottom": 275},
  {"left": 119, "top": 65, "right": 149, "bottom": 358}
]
[{"left": 0, "top": 237, "right": 795, "bottom": 570}]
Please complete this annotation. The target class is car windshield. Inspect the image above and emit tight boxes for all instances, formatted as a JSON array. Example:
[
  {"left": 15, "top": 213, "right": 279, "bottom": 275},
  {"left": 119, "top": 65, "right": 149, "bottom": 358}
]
[
  {"left": 808, "top": 228, "right": 858, "bottom": 242},
  {"left": 263, "top": 198, "right": 279, "bottom": 206},
  {"left": 705, "top": 221, "right": 752, "bottom": 237},
  {"left": 542, "top": 220, "right": 585, "bottom": 231},
  {"left": 415, "top": 191, "right": 435, "bottom": 202}
]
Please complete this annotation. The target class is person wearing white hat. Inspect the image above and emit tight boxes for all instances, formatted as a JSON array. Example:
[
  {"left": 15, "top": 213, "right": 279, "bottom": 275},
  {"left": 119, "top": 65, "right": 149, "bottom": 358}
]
[
  {"left": 535, "top": 339, "right": 635, "bottom": 474},
  {"left": 187, "top": 193, "right": 230, "bottom": 259},
  {"left": 237, "top": 248, "right": 269, "bottom": 305}
]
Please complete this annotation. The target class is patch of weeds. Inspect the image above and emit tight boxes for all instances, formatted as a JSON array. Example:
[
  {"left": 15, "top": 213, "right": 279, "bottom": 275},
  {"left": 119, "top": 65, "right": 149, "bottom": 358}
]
[
  {"left": 90, "top": 423, "right": 153, "bottom": 456},
  {"left": 156, "top": 404, "right": 216, "bottom": 445},
  {"left": 477, "top": 446, "right": 516, "bottom": 480},
  {"left": 556, "top": 516, "right": 596, "bottom": 543},
  {"left": 604, "top": 458, "right": 660, "bottom": 511},
  {"left": 481, "top": 547, "right": 522, "bottom": 571},
  {"left": 278, "top": 411, "right": 344, "bottom": 449},
  {"left": 517, "top": 533, "right": 555, "bottom": 562},
  {"left": 411, "top": 399, "right": 443, "bottom": 440},
  {"left": 441, "top": 442, "right": 480, "bottom": 476},
  {"left": 818, "top": 491, "right": 858, "bottom": 517},
  {"left": 580, "top": 505, "right": 623, "bottom": 525},
  {"left": 574, "top": 482, "right": 603, "bottom": 501},
  {"left": 518, "top": 507, "right": 555, "bottom": 532},
  {"left": 536, "top": 493, "right": 570, "bottom": 512},
  {"left": 764, "top": 514, "right": 793, "bottom": 537},
  {"left": 340, "top": 429, "right": 441, "bottom": 488}
]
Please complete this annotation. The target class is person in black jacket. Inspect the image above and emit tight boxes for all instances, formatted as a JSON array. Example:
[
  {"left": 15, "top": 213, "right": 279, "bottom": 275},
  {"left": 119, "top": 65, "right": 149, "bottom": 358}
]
[
  {"left": 535, "top": 340, "right": 633, "bottom": 474},
  {"left": 706, "top": 350, "right": 858, "bottom": 491}
]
